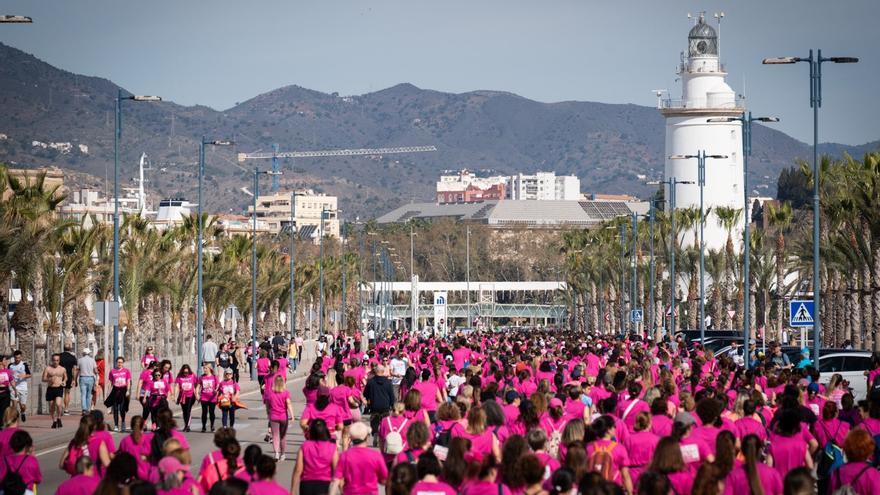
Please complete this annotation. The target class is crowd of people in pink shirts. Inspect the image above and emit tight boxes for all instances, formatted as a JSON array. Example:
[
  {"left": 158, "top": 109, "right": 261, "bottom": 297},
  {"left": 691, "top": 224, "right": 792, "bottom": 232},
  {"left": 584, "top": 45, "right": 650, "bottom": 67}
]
[{"left": 6, "top": 328, "right": 880, "bottom": 495}]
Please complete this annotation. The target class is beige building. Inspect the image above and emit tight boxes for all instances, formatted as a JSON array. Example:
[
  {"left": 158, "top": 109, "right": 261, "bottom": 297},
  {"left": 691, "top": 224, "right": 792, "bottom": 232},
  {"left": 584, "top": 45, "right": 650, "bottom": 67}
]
[{"left": 247, "top": 189, "right": 339, "bottom": 242}]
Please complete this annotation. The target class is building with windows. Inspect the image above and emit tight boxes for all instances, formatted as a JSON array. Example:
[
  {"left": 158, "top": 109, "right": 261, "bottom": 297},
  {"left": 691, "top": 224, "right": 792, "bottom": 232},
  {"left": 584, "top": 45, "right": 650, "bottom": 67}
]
[
  {"left": 247, "top": 189, "right": 339, "bottom": 241},
  {"left": 437, "top": 170, "right": 580, "bottom": 203}
]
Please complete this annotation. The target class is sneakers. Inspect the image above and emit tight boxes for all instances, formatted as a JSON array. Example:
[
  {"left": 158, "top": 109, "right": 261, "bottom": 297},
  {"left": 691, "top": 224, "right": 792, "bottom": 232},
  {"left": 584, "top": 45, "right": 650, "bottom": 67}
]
[
  {"left": 114, "top": 426, "right": 120, "bottom": 432},
  {"left": 63, "top": 410, "right": 70, "bottom": 416},
  {"left": 264, "top": 434, "right": 272, "bottom": 443},
  {"left": 279, "top": 454, "right": 286, "bottom": 462},
  {"left": 20, "top": 413, "right": 25, "bottom": 423},
  {"left": 202, "top": 427, "right": 207, "bottom": 433},
  {"left": 51, "top": 419, "right": 62, "bottom": 429}
]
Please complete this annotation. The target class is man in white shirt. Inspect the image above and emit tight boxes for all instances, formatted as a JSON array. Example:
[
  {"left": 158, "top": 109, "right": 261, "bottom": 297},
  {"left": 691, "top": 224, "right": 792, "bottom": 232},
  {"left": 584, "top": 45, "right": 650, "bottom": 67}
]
[
  {"left": 76, "top": 348, "right": 97, "bottom": 414},
  {"left": 388, "top": 352, "right": 407, "bottom": 400},
  {"left": 201, "top": 334, "right": 219, "bottom": 366},
  {"left": 9, "top": 350, "right": 30, "bottom": 422}
]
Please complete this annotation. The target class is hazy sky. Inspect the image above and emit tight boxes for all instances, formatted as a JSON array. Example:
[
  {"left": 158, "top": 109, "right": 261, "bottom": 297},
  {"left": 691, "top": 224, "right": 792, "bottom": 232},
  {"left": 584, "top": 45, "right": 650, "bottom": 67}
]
[{"left": 1, "top": 0, "right": 877, "bottom": 145}]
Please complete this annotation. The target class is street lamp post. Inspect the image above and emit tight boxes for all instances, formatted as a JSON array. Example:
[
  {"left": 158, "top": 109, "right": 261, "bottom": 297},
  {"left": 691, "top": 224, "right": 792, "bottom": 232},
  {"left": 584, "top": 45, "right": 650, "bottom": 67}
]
[
  {"left": 196, "top": 138, "right": 233, "bottom": 366},
  {"left": 669, "top": 152, "right": 727, "bottom": 345},
  {"left": 340, "top": 220, "right": 347, "bottom": 334},
  {"left": 648, "top": 177, "right": 694, "bottom": 339},
  {"left": 763, "top": 50, "right": 857, "bottom": 364},
  {"left": 709, "top": 114, "right": 779, "bottom": 367},
  {"left": 649, "top": 203, "right": 656, "bottom": 339},
  {"left": 618, "top": 222, "right": 627, "bottom": 336},
  {"left": 112, "top": 90, "right": 161, "bottom": 362},
  {"left": 631, "top": 212, "right": 638, "bottom": 336},
  {"left": 251, "top": 168, "right": 281, "bottom": 379},
  {"left": 466, "top": 226, "right": 471, "bottom": 328},
  {"left": 289, "top": 190, "right": 297, "bottom": 340},
  {"left": 318, "top": 209, "right": 329, "bottom": 337}
]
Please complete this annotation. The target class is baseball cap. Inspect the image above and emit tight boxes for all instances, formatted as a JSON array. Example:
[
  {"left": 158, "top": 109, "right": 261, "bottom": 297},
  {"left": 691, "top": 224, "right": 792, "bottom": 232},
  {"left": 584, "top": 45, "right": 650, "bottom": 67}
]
[
  {"left": 158, "top": 456, "right": 186, "bottom": 474},
  {"left": 82, "top": 348, "right": 92, "bottom": 354},
  {"left": 807, "top": 382, "right": 820, "bottom": 393},
  {"left": 549, "top": 398, "right": 564, "bottom": 409},
  {"left": 349, "top": 421, "right": 369, "bottom": 441},
  {"left": 674, "top": 412, "right": 696, "bottom": 427},
  {"left": 504, "top": 390, "right": 521, "bottom": 403}
]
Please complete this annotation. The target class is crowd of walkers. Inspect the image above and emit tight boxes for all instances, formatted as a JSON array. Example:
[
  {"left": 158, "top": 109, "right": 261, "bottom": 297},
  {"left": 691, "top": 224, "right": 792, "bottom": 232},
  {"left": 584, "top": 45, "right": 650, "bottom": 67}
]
[{"left": 4, "top": 327, "right": 880, "bottom": 494}]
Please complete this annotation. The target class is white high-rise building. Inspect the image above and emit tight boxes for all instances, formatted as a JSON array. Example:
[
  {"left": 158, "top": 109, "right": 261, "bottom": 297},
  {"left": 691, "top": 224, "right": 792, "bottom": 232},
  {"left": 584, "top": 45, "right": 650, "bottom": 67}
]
[
  {"left": 660, "top": 13, "right": 744, "bottom": 251},
  {"left": 509, "top": 172, "right": 580, "bottom": 201}
]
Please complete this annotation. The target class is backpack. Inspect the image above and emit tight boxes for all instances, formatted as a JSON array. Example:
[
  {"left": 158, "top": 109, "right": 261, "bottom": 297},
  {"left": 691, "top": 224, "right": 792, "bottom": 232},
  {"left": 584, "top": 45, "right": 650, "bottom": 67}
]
[
  {"left": 150, "top": 428, "right": 171, "bottom": 463},
  {"left": 62, "top": 442, "right": 89, "bottom": 476},
  {"left": 2, "top": 457, "right": 28, "bottom": 495},
  {"left": 218, "top": 352, "right": 230, "bottom": 367},
  {"left": 431, "top": 424, "right": 455, "bottom": 462},
  {"left": 861, "top": 422, "right": 880, "bottom": 468},
  {"left": 199, "top": 454, "right": 238, "bottom": 493},
  {"left": 586, "top": 441, "right": 618, "bottom": 481},
  {"left": 817, "top": 422, "right": 845, "bottom": 479},
  {"left": 832, "top": 464, "right": 872, "bottom": 495},
  {"left": 383, "top": 417, "right": 408, "bottom": 455}
]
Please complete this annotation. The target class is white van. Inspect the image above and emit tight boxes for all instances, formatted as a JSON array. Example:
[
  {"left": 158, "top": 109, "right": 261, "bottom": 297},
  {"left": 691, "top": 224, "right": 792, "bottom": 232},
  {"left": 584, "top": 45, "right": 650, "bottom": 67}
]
[{"left": 818, "top": 351, "right": 873, "bottom": 400}]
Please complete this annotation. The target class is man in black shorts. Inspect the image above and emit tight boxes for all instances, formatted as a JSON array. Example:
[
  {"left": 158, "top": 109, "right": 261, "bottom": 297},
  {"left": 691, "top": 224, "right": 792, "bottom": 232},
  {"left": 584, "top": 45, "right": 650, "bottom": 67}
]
[
  {"left": 58, "top": 345, "right": 77, "bottom": 415},
  {"left": 43, "top": 353, "right": 67, "bottom": 428}
]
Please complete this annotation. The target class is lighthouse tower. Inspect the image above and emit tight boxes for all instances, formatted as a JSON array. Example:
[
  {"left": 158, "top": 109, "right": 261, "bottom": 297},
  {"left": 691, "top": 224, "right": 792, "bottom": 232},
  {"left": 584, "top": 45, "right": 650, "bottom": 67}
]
[{"left": 661, "top": 13, "right": 744, "bottom": 251}]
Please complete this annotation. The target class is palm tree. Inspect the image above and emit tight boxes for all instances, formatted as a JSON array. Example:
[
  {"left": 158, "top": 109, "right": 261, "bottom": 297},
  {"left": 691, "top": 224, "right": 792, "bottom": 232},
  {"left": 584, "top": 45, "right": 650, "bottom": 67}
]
[{"left": 765, "top": 201, "right": 793, "bottom": 340}]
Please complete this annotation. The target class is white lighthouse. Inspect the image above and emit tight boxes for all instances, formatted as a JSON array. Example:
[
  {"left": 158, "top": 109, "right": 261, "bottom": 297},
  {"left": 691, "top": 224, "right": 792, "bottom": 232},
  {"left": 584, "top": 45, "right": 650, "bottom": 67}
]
[{"left": 661, "top": 13, "right": 744, "bottom": 252}]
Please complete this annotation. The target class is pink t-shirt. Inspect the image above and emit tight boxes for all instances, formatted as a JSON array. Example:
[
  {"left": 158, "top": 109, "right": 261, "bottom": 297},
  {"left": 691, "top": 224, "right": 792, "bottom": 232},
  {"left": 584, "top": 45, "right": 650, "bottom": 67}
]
[
  {"left": 265, "top": 389, "right": 291, "bottom": 422},
  {"left": 249, "top": 479, "right": 290, "bottom": 495},
  {"left": 623, "top": 431, "right": 659, "bottom": 486},
  {"left": 0, "top": 427, "right": 19, "bottom": 457},
  {"left": 651, "top": 414, "right": 673, "bottom": 437},
  {"left": 618, "top": 399, "right": 650, "bottom": 430},
  {"left": 199, "top": 375, "right": 219, "bottom": 402},
  {"left": 176, "top": 374, "right": 197, "bottom": 398},
  {"left": 257, "top": 358, "right": 272, "bottom": 377},
  {"left": 412, "top": 380, "right": 441, "bottom": 411},
  {"left": 767, "top": 433, "right": 808, "bottom": 476},
  {"left": 329, "top": 385, "right": 355, "bottom": 420},
  {"left": 119, "top": 432, "right": 152, "bottom": 480},
  {"left": 335, "top": 447, "right": 388, "bottom": 495},
  {"left": 109, "top": 367, "right": 132, "bottom": 388},
  {"left": 829, "top": 462, "right": 880, "bottom": 495},
  {"left": 56, "top": 473, "right": 100, "bottom": 495},
  {"left": 413, "top": 480, "right": 457, "bottom": 495},
  {"left": 692, "top": 425, "right": 721, "bottom": 456},
  {"left": 0, "top": 454, "right": 41, "bottom": 491},
  {"left": 815, "top": 418, "right": 850, "bottom": 448},
  {"left": 723, "top": 463, "right": 783, "bottom": 495},
  {"left": 679, "top": 436, "right": 711, "bottom": 471},
  {"left": 219, "top": 380, "right": 240, "bottom": 398},
  {"left": 147, "top": 378, "right": 169, "bottom": 397},
  {"left": 87, "top": 429, "right": 117, "bottom": 471},
  {"left": 302, "top": 404, "right": 344, "bottom": 435},
  {"left": 300, "top": 440, "right": 337, "bottom": 482},
  {"left": 460, "top": 480, "right": 512, "bottom": 495},
  {"left": 734, "top": 417, "right": 768, "bottom": 443},
  {"left": 667, "top": 471, "right": 694, "bottom": 495},
  {"left": 452, "top": 430, "right": 495, "bottom": 462}
]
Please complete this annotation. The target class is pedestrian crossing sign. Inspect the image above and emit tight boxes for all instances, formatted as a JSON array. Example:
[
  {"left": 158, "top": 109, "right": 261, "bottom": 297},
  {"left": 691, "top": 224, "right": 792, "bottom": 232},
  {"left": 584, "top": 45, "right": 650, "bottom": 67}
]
[{"left": 789, "top": 300, "right": 815, "bottom": 327}]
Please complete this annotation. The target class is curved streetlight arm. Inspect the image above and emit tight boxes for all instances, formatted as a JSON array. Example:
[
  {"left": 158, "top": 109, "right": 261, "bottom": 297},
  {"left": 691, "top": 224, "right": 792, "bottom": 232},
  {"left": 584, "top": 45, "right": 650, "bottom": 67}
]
[{"left": 0, "top": 15, "right": 32, "bottom": 23}]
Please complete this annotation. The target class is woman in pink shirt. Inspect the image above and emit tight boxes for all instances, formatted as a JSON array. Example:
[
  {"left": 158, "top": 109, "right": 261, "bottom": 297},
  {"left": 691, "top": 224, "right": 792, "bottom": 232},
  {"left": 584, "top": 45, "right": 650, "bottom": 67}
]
[
  {"left": 412, "top": 369, "right": 443, "bottom": 421},
  {"left": 145, "top": 368, "right": 170, "bottom": 427},
  {"left": 395, "top": 421, "right": 431, "bottom": 466},
  {"left": 412, "top": 451, "right": 456, "bottom": 495},
  {"left": 623, "top": 412, "right": 659, "bottom": 488},
  {"left": 301, "top": 387, "right": 344, "bottom": 439},
  {"left": 266, "top": 374, "right": 295, "bottom": 461},
  {"left": 249, "top": 454, "right": 290, "bottom": 495},
  {"left": 767, "top": 409, "right": 813, "bottom": 477},
  {"left": 141, "top": 346, "right": 157, "bottom": 369},
  {"left": 106, "top": 357, "right": 132, "bottom": 431},
  {"left": 119, "top": 416, "right": 153, "bottom": 480},
  {"left": 197, "top": 364, "right": 219, "bottom": 432},
  {"left": 303, "top": 371, "right": 326, "bottom": 406},
  {"left": 585, "top": 415, "right": 633, "bottom": 494},
  {"left": 55, "top": 455, "right": 100, "bottom": 495},
  {"left": 647, "top": 437, "right": 694, "bottom": 495},
  {"left": 458, "top": 454, "right": 511, "bottom": 495},
  {"left": 173, "top": 364, "right": 197, "bottom": 432},
  {"left": 333, "top": 422, "right": 388, "bottom": 495},
  {"left": 292, "top": 419, "right": 339, "bottom": 495},
  {"left": 0, "top": 430, "right": 41, "bottom": 494},
  {"left": 734, "top": 399, "right": 769, "bottom": 443},
  {"left": 217, "top": 369, "right": 240, "bottom": 428},
  {"left": 829, "top": 429, "right": 880, "bottom": 495},
  {"left": 453, "top": 407, "right": 501, "bottom": 464},
  {"left": 87, "top": 410, "right": 116, "bottom": 476},
  {"left": 723, "top": 435, "right": 783, "bottom": 495},
  {"left": 815, "top": 401, "right": 851, "bottom": 449},
  {"left": 256, "top": 349, "right": 273, "bottom": 391}
]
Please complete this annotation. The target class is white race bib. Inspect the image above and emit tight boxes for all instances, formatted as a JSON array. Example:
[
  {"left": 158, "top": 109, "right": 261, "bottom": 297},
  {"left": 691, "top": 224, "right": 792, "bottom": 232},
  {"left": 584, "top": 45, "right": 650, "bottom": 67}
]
[
  {"left": 680, "top": 443, "right": 700, "bottom": 464},
  {"left": 182, "top": 382, "right": 193, "bottom": 391}
]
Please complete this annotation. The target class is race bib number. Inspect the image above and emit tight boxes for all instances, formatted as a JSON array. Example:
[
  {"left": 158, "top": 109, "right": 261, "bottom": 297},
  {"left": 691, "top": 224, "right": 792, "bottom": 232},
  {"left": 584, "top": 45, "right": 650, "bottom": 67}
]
[
  {"left": 202, "top": 382, "right": 215, "bottom": 393},
  {"left": 222, "top": 385, "right": 234, "bottom": 395},
  {"left": 181, "top": 382, "right": 193, "bottom": 391},
  {"left": 680, "top": 443, "right": 700, "bottom": 464},
  {"left": 154, "top": 381, "right": 165, "bottom": 392},
  {"left": 114, "top": 377, "right": 127, "bottom": 387},
  {"left": 0, "top": 374, "right": 9, "bottom": 387}
]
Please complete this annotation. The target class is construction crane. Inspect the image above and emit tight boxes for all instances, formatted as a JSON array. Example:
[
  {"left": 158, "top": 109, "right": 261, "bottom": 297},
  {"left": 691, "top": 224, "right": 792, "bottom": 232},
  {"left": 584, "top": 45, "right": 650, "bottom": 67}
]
[{"left": 237, "top": 145, "right": 438, "bottom": 192}]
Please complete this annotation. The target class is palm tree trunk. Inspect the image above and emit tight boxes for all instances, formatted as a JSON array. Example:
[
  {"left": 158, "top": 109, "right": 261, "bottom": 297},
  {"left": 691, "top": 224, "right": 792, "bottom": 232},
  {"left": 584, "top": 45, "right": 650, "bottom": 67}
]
[{"left": 873, "top": 244, "right": 880, "bottom": 351}]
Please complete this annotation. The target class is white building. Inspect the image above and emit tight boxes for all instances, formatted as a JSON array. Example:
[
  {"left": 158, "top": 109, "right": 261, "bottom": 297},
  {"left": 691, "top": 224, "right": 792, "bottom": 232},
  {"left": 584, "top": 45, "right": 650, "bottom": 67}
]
[
  {"left": 508, "top": 172, "right": 580, "bottom": 201},
  {"left": 246, "top": 189, "right": 339, "bottom": 242},
  {"left": 153, "top": 198, "right": 195, "bottom": 230},
  {"left": 660, "top": 13, "right": 745, "bottom": 251}
]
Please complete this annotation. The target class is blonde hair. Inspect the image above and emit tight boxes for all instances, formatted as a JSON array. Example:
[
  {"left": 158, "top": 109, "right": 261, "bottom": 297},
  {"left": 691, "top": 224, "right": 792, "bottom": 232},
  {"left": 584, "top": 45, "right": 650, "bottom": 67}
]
[
  {"left": 392, "top": 402, "right": 406, "bottom": 416},
  {"left": 325, "top": 369, "right": 338, "bottom": 388},
  {"left": 3, "top": 406, "right": 20, "bottom": 427},
  {"left": 272, "top": 375, "right": 285, "bottom": 393}
]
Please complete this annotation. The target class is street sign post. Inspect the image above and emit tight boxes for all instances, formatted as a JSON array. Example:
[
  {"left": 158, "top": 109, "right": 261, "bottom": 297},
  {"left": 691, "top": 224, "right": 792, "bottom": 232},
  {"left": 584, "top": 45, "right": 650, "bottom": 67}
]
[
  {"left": 789, "top": 300, "right": 815, "bottom": 328},
  {"left": 433, "top": 292, "right": 448, "bottom": 336},
  {"left": 94, "top": 300, "right": 119, "bottom": 388},
  {"left": 630, "top": 309, "right": 643, "bottom": 323}
]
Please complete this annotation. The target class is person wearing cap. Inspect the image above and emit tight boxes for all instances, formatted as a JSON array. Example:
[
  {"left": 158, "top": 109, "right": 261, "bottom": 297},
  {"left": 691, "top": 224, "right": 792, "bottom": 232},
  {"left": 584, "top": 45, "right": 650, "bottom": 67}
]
[
  {"left": 218, "top": 368, "right": 241, "bottom": 428},
  {"left": 76, "top": 347, "right": 98, "bottom": 414},
  {"left": 301, "top": 386, "right": 344, "bottom": 440},
  {"left": 330, "top": 422, "right": 387, "bottom": 495},
  {"left": 796, "top": 347, "right": 812, "bottom": 369},
  {"left": 157, "top": 456, "right": 191, "bottom": 494},
  {"left": 674, "top": 411, "right": 714, "bottom": 471}
]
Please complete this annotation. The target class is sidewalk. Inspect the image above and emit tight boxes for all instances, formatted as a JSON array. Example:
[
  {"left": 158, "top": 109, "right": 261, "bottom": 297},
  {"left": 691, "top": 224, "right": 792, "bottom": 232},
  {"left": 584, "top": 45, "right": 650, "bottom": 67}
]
[{"left": 24, "top": 340, "right": 317, "bottom": 452}]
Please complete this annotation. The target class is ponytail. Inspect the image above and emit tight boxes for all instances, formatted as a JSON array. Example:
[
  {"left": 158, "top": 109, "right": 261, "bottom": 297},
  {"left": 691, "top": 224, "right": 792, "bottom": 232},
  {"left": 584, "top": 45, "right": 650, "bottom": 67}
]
[{"left": 741, "top": 435, "right": 765, "bottom": 495}]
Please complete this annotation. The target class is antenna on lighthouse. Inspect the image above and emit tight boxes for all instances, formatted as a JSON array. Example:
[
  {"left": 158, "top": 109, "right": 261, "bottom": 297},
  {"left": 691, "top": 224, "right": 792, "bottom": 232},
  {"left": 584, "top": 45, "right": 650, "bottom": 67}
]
[
  {"left": 652, "top": 90, "right": 668, "bottom": 109},
  {"left": 714, "top": 12, "right": 725, "bottom": 62}
]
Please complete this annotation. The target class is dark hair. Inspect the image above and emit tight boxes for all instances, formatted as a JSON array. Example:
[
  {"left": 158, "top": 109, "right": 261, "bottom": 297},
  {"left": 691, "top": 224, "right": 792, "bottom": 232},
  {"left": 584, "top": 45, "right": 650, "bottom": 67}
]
[
  {"left": 518, "top": 454, "right": 546, "bottom": 486},
  {"left": 207, "top": 478, "right": 249, "bottom": 495},
  {"left": 305, "top": 372, "right": 324, "bottom": 390},
  {"left": 441, "top": 437, "right": 471, "bottom": 489},
  {"left": 9, "top": 430, "right": 32, "bottom": 453},
  {"left": 650, "top": 398, "right": 668, "bottom": 416},
  {"left": 128, "top": 481, "right": 158, "bottom": 495},
  {"left": 774, "top": 408, "right": 801, "bottom": 437},
  {"left": 714, "top": 430, "right": 736, "bottom": 478},
  {"left": 636, "top": 471, "right": 670, "bottom": 495},
  {"left": 416, "top": 451, "right": 442, "bottom": 478},
  {"left": 482, "top": 400, "right": 506, "bottom": 427},
  {"left": 499, "top": 435, "right": 528, "bottom": 489},
  {"left": 243, "top": 444, "right": 262, "bottom": 476},
  {"left": 389, "top": 462, "right": 418, "bottom": 495},
  {"left": 692, "top": 462, "right": 723, "bottom": 495},
  {"left": 255, "top": 454, "right": 276, "bottom": 480},
  {"left": 783, "top": 467, "right": 815, "bottom": 495},
  {"left": 585, "top": 415, "right": 615, "bottom": 442},
  {"left": 308, "top": 418, "right": 332, "bottom": 441},
  {"left": 550, "top": 467, "right": 576, "bottom": 495},
  {"left": 648, "top": 437, "right": 684, "bottom": 474},
  {"left": 96, "top": 451, "right": 139, "bottom": 493},
  {"left": 741, "top": 435, "right": 765, "bottom": 495}
]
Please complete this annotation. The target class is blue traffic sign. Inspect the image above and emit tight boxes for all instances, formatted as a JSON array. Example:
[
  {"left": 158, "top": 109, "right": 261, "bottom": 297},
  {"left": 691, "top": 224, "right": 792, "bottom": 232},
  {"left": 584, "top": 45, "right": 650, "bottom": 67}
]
[
  {"left": 630, "top": 309, "right": 643, "bottom": 323},
  {"left": 789, "top": 300, "right": 815, "bottom": 327}
]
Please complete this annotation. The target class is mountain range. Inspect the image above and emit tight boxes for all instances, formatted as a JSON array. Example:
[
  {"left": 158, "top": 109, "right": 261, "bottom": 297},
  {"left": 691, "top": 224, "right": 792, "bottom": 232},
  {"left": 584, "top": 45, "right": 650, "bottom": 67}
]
[{"left": 0, "top": 42, "right": 877, "bottom": 219}]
